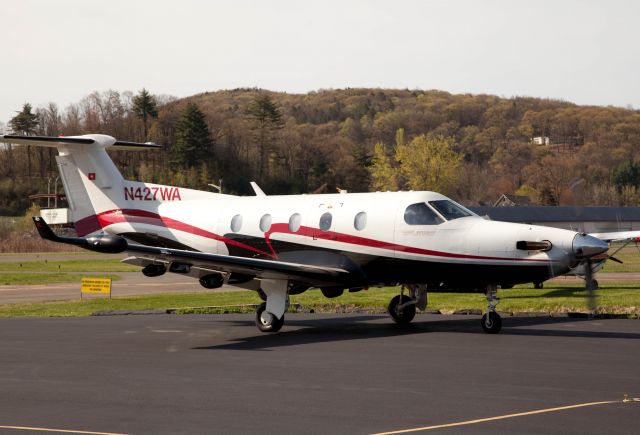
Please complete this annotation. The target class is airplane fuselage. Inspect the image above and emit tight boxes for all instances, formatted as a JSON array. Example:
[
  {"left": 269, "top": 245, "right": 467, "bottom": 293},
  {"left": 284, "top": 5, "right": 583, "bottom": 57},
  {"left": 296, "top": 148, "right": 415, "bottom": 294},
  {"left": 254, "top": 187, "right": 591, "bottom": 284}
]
[{"left": 76, "top": 184, "right": 578, "bottom": 290}]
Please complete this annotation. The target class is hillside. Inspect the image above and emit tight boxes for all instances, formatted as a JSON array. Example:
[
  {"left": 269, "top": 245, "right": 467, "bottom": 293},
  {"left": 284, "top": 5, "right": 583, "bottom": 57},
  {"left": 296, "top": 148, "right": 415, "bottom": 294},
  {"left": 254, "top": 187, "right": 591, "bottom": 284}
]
[{"left": 2, "top": 88, "right": 640, "bottom": 215}]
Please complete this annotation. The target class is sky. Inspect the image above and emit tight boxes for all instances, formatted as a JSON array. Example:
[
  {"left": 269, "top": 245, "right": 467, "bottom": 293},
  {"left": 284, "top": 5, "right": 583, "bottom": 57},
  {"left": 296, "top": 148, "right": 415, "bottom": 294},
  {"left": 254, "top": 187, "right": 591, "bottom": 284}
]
[{"left": 2, "top": 0, "right": 639, "bottom": 127}]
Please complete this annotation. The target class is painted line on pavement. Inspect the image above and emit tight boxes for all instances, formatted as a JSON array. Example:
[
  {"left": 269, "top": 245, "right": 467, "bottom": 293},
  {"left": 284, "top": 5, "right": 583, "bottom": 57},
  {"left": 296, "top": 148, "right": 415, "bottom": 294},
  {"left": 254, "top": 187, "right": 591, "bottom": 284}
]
[
  {"left": 371, "top": 399, "right": 634, "bottom": 434},
  {"left": 0, "top": 425, "right": 128, "bottom": 434}
]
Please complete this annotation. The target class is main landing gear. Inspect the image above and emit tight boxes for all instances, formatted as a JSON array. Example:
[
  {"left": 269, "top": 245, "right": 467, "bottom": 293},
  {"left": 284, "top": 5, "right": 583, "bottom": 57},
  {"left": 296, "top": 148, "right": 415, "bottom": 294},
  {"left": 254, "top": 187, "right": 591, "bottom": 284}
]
[
  {"left": 254, "top": 279, "right": 288, "bottom": 333},
  {"left": 388, "top": 285, "right": 427, "bottom": 325},
  {"left": 482, "top": 284, "right": 502, "bottom": 334},
  {"left": 256, "top": 302, "right": 285, "bottom": 332}
]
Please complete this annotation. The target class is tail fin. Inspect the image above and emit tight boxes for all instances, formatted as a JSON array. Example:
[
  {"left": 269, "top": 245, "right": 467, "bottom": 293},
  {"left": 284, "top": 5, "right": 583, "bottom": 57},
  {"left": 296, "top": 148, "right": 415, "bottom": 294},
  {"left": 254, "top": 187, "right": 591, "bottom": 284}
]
[{"left": 1, "top": 134, "right": 160, "bottom": 235}]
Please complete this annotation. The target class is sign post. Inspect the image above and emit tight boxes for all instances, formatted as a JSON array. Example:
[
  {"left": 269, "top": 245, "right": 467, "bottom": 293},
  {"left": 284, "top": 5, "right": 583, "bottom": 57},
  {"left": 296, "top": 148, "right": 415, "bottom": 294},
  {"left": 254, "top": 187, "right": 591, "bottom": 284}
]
[{"left": 81, "top": 277, "right": 112, "bottom": 300}]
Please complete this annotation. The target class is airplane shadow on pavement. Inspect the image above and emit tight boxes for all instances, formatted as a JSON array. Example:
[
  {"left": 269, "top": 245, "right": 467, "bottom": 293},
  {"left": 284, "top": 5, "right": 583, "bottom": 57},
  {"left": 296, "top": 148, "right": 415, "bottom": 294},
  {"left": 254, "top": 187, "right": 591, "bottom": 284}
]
[{"left": 193, "top": 315, "right": 640, "bottom": 351}]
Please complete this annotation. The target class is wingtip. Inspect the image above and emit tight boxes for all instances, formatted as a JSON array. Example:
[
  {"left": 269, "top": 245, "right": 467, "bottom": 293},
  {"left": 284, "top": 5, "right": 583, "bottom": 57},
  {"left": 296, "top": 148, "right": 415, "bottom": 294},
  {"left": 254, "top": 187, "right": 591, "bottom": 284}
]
[{"left": 32, "top": 216, "right": 58, "bottom": 241}]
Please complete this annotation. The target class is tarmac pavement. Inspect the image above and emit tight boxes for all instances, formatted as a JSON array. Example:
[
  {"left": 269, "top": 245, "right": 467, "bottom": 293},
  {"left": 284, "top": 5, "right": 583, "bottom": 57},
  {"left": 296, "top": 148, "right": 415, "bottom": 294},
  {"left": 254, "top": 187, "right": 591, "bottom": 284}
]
[{"left": 0, "top": 314, "right": 638, "bottom": 434}]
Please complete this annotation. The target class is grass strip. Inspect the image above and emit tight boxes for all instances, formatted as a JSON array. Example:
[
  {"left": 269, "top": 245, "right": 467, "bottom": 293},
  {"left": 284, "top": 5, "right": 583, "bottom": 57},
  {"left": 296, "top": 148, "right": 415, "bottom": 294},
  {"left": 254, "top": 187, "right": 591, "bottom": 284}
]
[
  {"left": 0, "top": 259, "right": 138, "bottom": 273},
  {"left": 0, "top": 282, "right": 639, "bottom": 317}
]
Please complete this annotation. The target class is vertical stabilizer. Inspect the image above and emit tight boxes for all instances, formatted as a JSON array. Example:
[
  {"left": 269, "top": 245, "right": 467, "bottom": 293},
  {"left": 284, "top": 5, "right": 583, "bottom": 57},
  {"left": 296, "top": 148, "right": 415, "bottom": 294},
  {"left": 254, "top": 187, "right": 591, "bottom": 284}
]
[{"left": 0, "top": 134, "right": 160, "bottom": 236}]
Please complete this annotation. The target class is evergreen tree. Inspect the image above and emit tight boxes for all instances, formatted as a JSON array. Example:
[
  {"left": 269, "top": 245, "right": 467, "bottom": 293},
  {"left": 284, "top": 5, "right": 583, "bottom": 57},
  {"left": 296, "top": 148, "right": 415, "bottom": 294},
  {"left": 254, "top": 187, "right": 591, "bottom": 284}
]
[
  {"left": 172, "top": 103, "right": 213, "bottom": 168},
  {"left": 9, "top": 103, "right": 39, "bottom": 177},
  {"left": 9, "top": 103, "right": 39, "bottom": 134},
  {"left": 132, "top": 88, "right": 158, "bottom": 140},
  {"left": 613, "top": 160, "right": 640, "bottom": 193},
  {"left": 245, "top": 93, "right": 283, "bottom": 180}
]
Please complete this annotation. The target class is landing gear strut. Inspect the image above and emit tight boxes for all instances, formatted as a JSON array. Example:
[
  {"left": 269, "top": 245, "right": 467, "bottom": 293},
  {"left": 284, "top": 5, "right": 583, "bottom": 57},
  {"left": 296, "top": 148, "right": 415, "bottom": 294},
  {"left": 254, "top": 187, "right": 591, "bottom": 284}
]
[
  {"left": 481, "top": 284, "right": 502, "bottom": 334},
  {"left": 254, "top": 279, "right": 288, "bottom": 333}
]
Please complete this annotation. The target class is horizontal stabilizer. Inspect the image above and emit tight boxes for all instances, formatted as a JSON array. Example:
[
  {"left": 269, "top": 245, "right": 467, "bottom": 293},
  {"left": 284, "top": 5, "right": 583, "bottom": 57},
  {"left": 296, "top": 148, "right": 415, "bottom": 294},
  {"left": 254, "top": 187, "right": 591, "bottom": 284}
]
[{"left": 1, "top": 134, "right": 161, "bottom": 151}]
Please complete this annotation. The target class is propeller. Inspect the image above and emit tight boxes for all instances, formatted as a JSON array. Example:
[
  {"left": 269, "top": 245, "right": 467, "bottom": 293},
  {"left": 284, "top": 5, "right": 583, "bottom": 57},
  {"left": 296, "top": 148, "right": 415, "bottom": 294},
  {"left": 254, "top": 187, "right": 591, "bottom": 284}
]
[{"left": 572, "top": 233, "right": 609, "bottom": 314}]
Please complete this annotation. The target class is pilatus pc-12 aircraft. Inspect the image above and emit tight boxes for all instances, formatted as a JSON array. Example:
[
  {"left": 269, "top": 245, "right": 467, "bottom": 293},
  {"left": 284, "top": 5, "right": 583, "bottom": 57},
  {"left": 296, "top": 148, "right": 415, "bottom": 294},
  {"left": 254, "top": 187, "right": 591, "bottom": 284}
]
[{"left": 1, "top": 134, "right": 634, "bottom": 334}]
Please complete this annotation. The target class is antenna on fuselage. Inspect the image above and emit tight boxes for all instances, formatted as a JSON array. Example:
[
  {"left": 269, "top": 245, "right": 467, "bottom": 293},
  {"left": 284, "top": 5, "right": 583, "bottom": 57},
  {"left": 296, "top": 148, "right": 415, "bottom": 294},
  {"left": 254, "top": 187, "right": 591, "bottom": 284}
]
[{"left": 250, "top": 181, "right": 266, "bottom": 196}]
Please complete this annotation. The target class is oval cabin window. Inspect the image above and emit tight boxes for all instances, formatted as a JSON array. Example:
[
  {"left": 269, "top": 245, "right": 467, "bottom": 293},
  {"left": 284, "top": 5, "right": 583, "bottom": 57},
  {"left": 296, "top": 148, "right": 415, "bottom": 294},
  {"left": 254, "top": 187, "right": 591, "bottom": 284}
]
[
  {"left": 289, "top": 213, "right": 301, "bottom": 232},
  {"left": 319, "top": 212, "right": 332, "bottom": 231},
  {"left": 230, "top": 214, "right": 243, "bottom": 232},
  {"left": 354, "top": 211, "right": 367, "bottom": 231},
  {"left": 259, "top": 214, "right": 272, "bottom": 232}
]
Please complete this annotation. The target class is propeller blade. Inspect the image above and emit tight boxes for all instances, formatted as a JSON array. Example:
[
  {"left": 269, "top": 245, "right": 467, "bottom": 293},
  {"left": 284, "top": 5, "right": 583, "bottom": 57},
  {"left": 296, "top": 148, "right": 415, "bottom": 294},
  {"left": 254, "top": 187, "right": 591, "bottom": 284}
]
[
  {"left": 584, "top": 259, "right": 597, "bottom": 313},
  {"left": 608, "top": 256, "right": 623, "bottom": 264}
]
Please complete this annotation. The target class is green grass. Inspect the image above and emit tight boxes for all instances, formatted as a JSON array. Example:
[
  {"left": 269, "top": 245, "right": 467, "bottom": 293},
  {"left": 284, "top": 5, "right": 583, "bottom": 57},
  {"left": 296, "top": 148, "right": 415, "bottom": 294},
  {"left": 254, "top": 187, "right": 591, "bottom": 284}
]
[
  {"left": 0, "top": 259, "right": 138, "bottom": 273},
  {"left": 0, "top": 273, "right": 121, "bottom": 285},
  {"left": 599, "top": 247, "right": 640, "bottom": 273},
  {"left": 1, "top": 282, "right": 638, "bottom": 317}
]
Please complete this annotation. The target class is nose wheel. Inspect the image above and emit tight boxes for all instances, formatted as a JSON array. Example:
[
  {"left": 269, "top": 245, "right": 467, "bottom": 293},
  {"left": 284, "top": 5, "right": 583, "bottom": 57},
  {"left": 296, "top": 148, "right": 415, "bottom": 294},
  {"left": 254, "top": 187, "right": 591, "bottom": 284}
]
[
  {"left": 481, "top": 311, "right": 502, "bottom": 334},
  {"left": 255, "top": 302, "right": 284, "bottom": 332},
  {"left": 482, "top": 285, "right": 502, "bottom": 334}
]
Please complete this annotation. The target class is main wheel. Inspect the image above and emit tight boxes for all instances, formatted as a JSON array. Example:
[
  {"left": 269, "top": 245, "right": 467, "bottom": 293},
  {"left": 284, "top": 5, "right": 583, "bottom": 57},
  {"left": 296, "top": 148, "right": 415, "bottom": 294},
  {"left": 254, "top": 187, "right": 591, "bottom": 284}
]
[
  {"left": 481, "top": 311, "right": 502, "bottom": 334},
  {"left": 533, "top": 282, "right": 544, "bottom": 289},
  {"left": 255, "top": 302, "right": 284, "bottom": 332},
  {"left": 388, "top": 295, "right": 416, "bottom": 324}
]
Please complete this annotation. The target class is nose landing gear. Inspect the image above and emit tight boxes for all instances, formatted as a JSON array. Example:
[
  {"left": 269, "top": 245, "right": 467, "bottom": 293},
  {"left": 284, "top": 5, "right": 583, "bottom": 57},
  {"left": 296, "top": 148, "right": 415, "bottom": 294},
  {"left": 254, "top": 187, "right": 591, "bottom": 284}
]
[{"left": 481, "top": 284, "right": 502, "bottom": 334}]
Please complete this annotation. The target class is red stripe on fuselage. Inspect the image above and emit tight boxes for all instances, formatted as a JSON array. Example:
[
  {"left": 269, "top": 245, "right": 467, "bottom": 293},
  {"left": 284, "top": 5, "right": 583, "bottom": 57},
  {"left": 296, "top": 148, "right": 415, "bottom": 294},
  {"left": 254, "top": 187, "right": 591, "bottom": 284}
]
[
  {"left": 264, "top": 223, "right": 550, "bottom": 263},
  {"left": 75, "top": 209, "right": 274, "bottom": 258},
  {"left": 75, "top": 209, "right": 550, "bottom": 263}
]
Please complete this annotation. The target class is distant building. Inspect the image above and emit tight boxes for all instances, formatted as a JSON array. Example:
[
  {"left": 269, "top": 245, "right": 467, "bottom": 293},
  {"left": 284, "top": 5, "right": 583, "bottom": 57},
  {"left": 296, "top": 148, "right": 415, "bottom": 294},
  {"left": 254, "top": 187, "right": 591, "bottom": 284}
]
[
  {"left": 531, "top": 136, "right": 550, "bottom": 145},
  {"left": 493, "top": 194, "right": 531, "bottom": 207},
  {"left": 468, "top": 206, "right": 640, "bottom": 234}
]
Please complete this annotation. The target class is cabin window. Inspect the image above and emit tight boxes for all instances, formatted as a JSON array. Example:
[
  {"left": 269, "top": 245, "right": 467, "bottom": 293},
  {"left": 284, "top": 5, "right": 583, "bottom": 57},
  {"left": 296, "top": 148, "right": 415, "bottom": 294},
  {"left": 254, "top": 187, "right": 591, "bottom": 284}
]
[
  {"left": 404, "top": 203, "right": 443, "bottom": 225},
  {"left": 319, "top": 212, "right": 332, "bottom": 231},
  {"left": 354, "top": 211, "right": 367, "bottom": 231},
  {"left": 289, "top": 213, "right": 301, "bottom": 232},
  {"left": 230, "top": 214, "right": 243, "bottom": 232},
  {"left": 259, "top": 214, "right": 272, "bottom": 232},
  {"left": 429, "top": 200, "right": 472, "bottom": 221}
]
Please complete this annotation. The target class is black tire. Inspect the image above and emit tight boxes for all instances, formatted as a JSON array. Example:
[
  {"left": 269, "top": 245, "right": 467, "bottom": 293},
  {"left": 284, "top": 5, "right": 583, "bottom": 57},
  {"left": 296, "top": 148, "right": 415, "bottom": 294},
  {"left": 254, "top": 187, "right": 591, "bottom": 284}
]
[
  {"left": 255, "top": 302, "right": 284, "bottom": 332},
  {"left": 388, "top": 294, "right": 416, "bottom": 324},
  {"left": 590, "top": 279, "right": 599, "bottom": 290},
  {"left": 533, "top": 282, "right": 544, "bottom": 289},
  {"left": 481, "top": 312, "right": 502, "bottom": 334}
]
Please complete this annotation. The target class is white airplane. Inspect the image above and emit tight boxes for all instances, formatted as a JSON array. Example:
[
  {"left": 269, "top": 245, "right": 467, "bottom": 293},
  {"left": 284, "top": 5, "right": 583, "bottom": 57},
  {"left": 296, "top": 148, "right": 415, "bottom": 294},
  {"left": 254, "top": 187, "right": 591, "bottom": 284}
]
[{"left": 1, "top": 134, "right": 630, "bottom": 334}]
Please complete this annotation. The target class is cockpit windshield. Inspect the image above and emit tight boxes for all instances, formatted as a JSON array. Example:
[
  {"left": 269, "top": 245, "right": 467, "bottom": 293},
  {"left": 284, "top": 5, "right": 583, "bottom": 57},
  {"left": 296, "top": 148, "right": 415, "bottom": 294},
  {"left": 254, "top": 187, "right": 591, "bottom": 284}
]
[{"left": 429, "top": 200, "right": 473, "bottom": 221}]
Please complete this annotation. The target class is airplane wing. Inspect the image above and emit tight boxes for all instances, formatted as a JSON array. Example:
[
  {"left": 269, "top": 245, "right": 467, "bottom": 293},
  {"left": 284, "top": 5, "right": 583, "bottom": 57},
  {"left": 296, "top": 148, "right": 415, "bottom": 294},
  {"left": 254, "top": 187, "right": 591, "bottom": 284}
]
[
  {"left": 590, "top": 231, "right": 640, "bottom": 243},
  {"left": 32, "top": 217, "right": 355, "bottom": 285},
  {"left": 121, "top": 244, "right": 353, "bottom": 284}
]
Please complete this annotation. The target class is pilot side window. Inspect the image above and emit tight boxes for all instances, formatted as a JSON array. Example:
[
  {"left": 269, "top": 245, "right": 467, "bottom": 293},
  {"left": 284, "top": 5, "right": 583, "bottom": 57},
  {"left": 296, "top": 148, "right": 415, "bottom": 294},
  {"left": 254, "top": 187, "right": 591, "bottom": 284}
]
[
  {"left": 230, "top": 214, "right": 243, "bottom": 232},
  {"left": 319, "top": 212, "right": 332, "bottom": 231},
  {"left": 289, "top": 213, "right": 301, "bottom": 232},
  {"left": 354, "top": 211, "right": 367, "bottom": 231},
  {"left": 428, "top": 200, "right": 472, "bottom": 221},
  {"left": 259, "top": 214, "right": 272, "bottom": 232},
  {"left": 404, "top": 203, "right": 443, "bottom": 225}
]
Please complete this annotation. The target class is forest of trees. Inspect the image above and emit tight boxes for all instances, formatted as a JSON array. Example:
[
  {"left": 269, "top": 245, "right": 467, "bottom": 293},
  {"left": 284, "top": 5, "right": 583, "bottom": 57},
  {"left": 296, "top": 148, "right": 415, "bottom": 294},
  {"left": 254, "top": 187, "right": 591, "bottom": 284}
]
[{"left": 1, "top": 87, "right": 640, "bottom": 216}]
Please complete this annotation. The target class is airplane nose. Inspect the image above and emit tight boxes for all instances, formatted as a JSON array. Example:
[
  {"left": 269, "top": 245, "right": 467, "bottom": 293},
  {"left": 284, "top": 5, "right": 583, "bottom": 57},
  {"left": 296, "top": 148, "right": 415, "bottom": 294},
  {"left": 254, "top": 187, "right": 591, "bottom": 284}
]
[{"left": 572, "top": 233, "right": 609, "bottom": 259}]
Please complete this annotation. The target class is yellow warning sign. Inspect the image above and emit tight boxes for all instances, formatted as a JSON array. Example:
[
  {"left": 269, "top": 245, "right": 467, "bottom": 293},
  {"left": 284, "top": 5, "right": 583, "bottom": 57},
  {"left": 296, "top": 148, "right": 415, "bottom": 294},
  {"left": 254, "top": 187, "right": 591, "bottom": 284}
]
[{"left": 81, "top": 277, "right": 112, "bottom": 296}]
